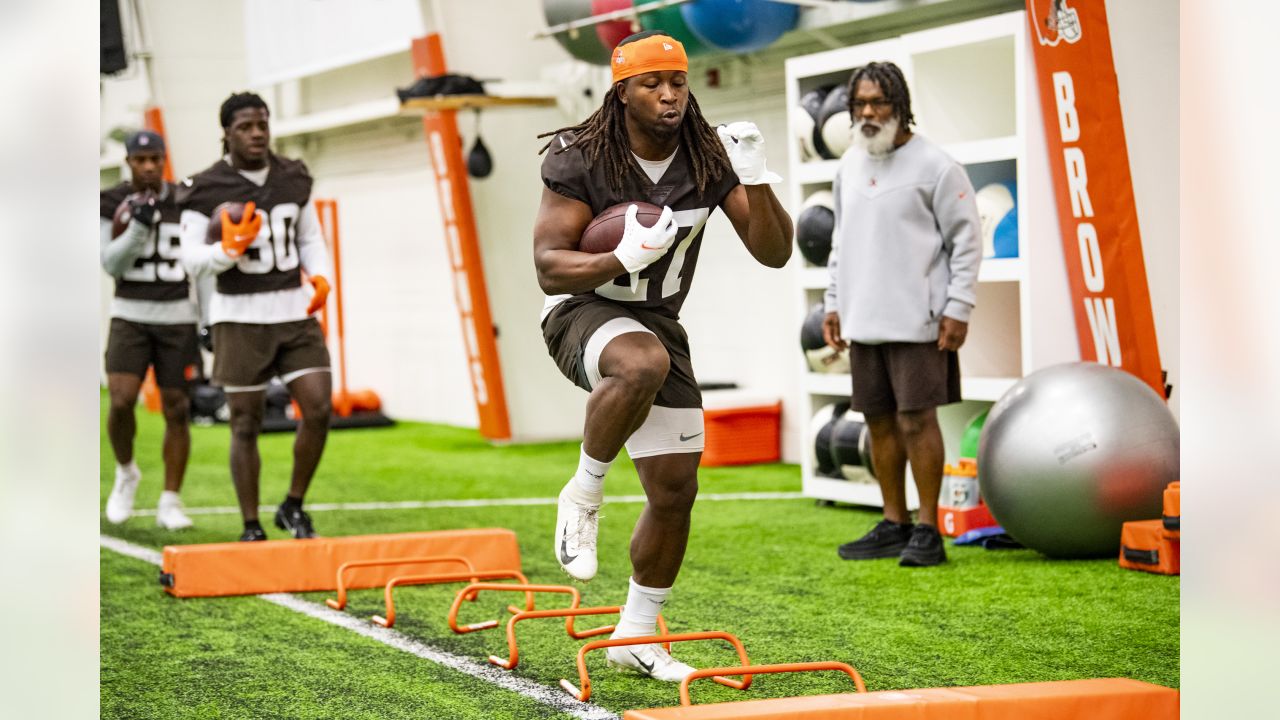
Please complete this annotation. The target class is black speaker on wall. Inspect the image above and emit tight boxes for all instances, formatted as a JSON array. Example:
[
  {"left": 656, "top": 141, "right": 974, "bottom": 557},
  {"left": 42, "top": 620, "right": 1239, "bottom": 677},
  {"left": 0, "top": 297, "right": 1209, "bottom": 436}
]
[{"left": 101, "top": 0, "right": 128, "bottom": 75}]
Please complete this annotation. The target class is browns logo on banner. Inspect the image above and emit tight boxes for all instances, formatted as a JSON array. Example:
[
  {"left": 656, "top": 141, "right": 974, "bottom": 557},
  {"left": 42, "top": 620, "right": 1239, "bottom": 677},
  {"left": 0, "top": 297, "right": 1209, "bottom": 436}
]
[{"left": 1026, "top": 0, "right": 1166, "bottom": 398}]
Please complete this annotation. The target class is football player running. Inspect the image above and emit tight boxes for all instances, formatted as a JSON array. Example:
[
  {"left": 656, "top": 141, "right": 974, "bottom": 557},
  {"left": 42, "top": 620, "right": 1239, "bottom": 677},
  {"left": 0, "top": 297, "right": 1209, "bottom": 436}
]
[
  {"left": 101, "top": 130, "right": 201, "bottom": 530},
  {"left": 178, "top": 92, "right": 333, "bottom": 541},
  {"left": 533, "top": 32, "right": 792, "bottom": 682}
]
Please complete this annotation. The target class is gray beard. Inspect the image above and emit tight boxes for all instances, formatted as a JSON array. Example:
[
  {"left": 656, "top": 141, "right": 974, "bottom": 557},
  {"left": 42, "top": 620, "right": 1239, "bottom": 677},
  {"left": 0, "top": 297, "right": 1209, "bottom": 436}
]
[{"left": 853, "top": 116, "right": 900, "bottom": 156}]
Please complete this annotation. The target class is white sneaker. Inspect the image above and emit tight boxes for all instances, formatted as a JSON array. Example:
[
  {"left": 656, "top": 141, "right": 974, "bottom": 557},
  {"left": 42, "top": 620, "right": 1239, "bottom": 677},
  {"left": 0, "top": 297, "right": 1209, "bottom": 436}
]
[
  {"left": 606, "top": 642, "right": 696, "bottom": 682},
  {"left": 105, "top": 465, "right": 141, "bottom": 524},
  {"left": 156, "top": 491, "right": 194, "bottom": 530},
  {"left": 554, "top": 486, "right": 600, "bottom": 582}
]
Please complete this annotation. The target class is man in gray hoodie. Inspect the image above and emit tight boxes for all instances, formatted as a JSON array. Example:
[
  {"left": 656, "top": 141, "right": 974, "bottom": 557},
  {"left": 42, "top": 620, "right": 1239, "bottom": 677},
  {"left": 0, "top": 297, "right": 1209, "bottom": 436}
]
[{"left": 822, "top": 62, "right": 982, "bottom": 567}]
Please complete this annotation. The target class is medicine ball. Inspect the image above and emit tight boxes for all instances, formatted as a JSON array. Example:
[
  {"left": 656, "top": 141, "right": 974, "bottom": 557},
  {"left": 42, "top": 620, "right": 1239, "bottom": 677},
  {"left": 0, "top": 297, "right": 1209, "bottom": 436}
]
[
  {"left": 829, "top": 409, "right": 875, "bottom": 480},
  {"left": 800, "top": 85, "right": 835, "bottom": 160},
  {"left": 810, "top": 402, "right": 849, "bottom": 477},
  {"left": 817, "top": 83, "right": 852, "bottom": 158}
]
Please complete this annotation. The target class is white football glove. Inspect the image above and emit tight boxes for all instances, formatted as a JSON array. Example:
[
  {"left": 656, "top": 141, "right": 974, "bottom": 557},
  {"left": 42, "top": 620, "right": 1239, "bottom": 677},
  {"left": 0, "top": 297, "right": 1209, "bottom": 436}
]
[
  {"left": 612, "top": 204, "right": 678, "bottom": 274},
  {"left": 717, "top": 121, "right": 782, "bottom": 185}
]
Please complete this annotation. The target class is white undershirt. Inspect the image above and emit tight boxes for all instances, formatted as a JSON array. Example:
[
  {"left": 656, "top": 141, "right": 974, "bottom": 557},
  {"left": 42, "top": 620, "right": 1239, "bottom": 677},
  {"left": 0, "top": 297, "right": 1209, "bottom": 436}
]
[{"left": 632, "top": 146, "right": 678, "bottom": 184}]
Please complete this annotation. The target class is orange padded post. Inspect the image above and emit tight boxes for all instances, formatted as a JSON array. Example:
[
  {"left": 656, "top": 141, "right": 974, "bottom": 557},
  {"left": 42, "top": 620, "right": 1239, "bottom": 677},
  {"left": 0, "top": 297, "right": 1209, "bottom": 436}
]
[
  {"left": 681, "top": 662, "right": 865, "bottom": 706},
  {"left": 622, "top": 677, "right": 1178, "bottom": 720},
  {"left": 562, "top": 631, "right": 751, "bottom": 703},
  {"left": 160, "top": 529, "right": 520, "bottom": 598}
]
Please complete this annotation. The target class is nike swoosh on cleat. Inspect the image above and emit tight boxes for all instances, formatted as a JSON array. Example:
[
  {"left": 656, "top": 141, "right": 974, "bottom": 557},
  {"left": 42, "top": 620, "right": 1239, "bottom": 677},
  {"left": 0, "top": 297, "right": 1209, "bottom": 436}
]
[
  {"left": 679, "top": 432, "right": 703, "bottom": 442},
  {"left": 559, "top": 523, "right": 578, "bottom": 565},
  {"left": 630, "top": 651, "right": 655, "bottom": 674}
]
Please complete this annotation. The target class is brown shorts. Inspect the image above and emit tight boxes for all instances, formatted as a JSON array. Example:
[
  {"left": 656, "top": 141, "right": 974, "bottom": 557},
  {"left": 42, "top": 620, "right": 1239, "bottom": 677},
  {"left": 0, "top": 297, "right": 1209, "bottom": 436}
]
[
  {"left": 849, "top": 341, "right": 961, "bottom": 416},
  {"left": 542, "top": 295, "right": 701, "bottom": 409},
  {"left": 211, "top": 319, "right": 330, "bottom": 391},
  {"left": 104, "top": 318, "right": 201, "bottom": 388}
]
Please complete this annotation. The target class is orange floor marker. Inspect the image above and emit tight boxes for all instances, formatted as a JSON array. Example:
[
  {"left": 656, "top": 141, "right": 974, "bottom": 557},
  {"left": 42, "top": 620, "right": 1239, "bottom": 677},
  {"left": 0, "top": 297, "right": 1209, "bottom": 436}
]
[
  {"left": 372, "top": 569, "right": 530, "bottom": 628},
  {"left": 562, "top": 631, "right": 751, "bottom": 703},
  {"left": 623, "top": 677, "right": 1178, "bottom": 720},
  {"left": 326, "top": 556, "right": 478, "bottom": 610},
  {"left": 680, "top": 662, "right": 865, "bottom": 706},
  {"left": 490, "top": 607, "right": 672, "bottom": 670},
  {"left": 447, "top": 582, "right": 582, "bottom": 634}
]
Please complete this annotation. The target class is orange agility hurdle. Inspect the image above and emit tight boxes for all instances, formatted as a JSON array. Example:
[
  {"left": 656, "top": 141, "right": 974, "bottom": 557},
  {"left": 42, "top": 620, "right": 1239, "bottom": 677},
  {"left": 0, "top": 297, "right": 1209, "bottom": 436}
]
[
  {"left": 160, "top": 529, "right": 521, "bottom": 598},
  {"left": 681, "top": 662, "right": 865, "bottom": 706},
  {"left": 327, "top": 556, "right": 478, "bottom": 610},
  {"left": 562, "top": 631, "right": 751, "bottom": 703},
  {"left": 622, "top": 677, "right": 1179, "bottom": 720},
  {"left": 493, "top": 606, "right": 672, "bottom": 670},
  {"left": 447, "top": 582, "right": 586, "bottom": 634},
  {"left": 372, "top": 569, "right": 531, "bottom": 628}
]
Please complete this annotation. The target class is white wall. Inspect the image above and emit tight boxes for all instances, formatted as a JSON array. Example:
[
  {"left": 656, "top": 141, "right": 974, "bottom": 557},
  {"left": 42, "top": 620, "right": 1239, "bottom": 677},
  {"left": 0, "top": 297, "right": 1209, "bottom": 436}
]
[{"left": 1106, "top": 0, "right": 1180, "bottom": 416}]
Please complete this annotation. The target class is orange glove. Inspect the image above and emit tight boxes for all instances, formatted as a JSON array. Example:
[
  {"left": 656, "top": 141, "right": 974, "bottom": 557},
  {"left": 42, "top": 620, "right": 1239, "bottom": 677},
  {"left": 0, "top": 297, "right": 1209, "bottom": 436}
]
[
  {"left": 221, "top": 201, "right": 261, "bottom": 258},
  {"left": 307, "top": 275, "right": 330, "bottom": 315}
]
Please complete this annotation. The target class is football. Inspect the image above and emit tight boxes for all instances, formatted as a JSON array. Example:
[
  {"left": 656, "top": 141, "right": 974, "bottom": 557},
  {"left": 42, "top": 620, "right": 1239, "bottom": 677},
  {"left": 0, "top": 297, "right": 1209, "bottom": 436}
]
[
  {"left": 206, "top": 201, "right": 248, "bottom": 244},
  {"left": 578, "top": 201, "right": 663, "bottom": 254},
  {"left": 111, "top": 191, "right": 156, "bottom": 238}
]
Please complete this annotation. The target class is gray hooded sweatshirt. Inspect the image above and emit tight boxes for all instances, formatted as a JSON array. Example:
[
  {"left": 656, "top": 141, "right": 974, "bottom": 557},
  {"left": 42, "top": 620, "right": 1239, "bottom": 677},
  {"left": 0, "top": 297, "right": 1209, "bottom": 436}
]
[{"left": 824, "top": 134, "right": 983, "bottom": 344}]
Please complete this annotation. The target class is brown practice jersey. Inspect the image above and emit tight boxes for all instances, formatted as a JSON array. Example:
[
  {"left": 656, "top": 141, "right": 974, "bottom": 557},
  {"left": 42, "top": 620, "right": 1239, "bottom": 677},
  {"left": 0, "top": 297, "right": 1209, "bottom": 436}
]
[
  {"left": 100, "top": 181, "right": 188, "bottom": 301},
  {"left": 175, "top": 153, "right": 313, "bottom": 296},
  {"left": 541, "top": 132, "right": 739, "bottom": 319}
]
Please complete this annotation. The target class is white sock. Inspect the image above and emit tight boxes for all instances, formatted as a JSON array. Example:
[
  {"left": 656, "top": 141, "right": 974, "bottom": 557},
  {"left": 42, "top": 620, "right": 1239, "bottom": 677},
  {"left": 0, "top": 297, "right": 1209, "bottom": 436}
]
[
  {"left": 159, "top": 490, "right": 181, "bottom": 507},
  {"left": 613, "top": 577, "right": 671, "bottom": 638},
  {"left": 117, "top": 461, "right": 140, "bottom": 480},
  {"left": 566, "top": 445, "right": 610, "bottom": 505}
]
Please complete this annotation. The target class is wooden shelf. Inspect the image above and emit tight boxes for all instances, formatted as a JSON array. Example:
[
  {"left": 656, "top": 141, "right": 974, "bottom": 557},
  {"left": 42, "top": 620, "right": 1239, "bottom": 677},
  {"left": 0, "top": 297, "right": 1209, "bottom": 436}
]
[{"left": 400, "top": 95, "right": 556, "bottom": 112}]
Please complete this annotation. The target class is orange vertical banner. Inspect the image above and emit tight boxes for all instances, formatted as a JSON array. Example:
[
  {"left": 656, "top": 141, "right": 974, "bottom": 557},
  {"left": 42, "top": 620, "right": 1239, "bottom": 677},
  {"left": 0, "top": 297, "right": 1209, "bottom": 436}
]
[
  {"left": 1026, "top": 1, "right": 1165, "bottom": 398},
  {"left": 410, "top": 34, "right": 512, "bottom": 440},
  {"left": 143, "top": 106, "right": 175, "bottom": 183}
]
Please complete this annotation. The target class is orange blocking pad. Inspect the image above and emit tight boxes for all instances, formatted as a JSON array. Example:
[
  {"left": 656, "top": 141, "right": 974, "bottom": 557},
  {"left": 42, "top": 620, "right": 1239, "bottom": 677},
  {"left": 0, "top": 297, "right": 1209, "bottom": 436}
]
[
  {"left": 160, "top": 529, "right": 521, "bottom": 597},
  {"left": 1119, "top": 520, "right": 1180, "bottom": 575},
  {"left": 624, "top": 678, "right": 1177, "bottom": 720}
]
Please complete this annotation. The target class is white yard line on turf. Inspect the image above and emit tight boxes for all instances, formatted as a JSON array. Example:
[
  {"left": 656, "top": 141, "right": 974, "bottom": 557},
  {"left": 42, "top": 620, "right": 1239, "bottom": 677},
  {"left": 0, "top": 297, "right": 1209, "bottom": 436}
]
[
  {"left": 130, "top": 491, "right": 806, "bottom": 517},
  {"left": 100, "top": 535, "right": 620, "bottom": 720}
]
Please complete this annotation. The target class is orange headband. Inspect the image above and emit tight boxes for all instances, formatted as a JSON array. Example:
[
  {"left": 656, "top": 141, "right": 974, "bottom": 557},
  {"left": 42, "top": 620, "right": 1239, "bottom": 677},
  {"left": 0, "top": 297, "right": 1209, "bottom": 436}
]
[{"left": 611, "top": 35, "right": 688, "bottom": 83}]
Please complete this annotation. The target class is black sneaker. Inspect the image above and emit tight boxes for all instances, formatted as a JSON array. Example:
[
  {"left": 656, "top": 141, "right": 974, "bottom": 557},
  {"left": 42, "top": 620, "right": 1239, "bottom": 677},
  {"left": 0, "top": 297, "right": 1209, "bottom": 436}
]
[
  {"left": 239, "top": 526, "right": 267, "bottom": 542},
  {"left": 899, "top": 523, "right": 947, "bottom": 567},
  {"left": 275, "top": 504, "right": 317, "bottom": 538},
  {"left": 838, "top": 519, "right": 914, "bottom": 560}
]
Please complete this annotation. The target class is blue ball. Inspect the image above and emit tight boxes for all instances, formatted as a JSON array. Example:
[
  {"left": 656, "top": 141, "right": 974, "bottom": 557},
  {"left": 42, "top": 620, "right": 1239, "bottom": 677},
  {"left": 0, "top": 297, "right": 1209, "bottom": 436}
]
[
  {"left": 681, "top": 0, "right": 800, "bottom": 53},
  {"left": 993, "top": 206, "right": 1018, "bottom": 258}
]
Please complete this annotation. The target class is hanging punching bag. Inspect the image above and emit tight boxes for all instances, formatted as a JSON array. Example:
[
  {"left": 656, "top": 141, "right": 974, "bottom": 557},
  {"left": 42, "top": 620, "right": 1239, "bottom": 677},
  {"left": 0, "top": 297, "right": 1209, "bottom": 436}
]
[{"left": 467, "top": 110, "right": 493, "bottom": 178}]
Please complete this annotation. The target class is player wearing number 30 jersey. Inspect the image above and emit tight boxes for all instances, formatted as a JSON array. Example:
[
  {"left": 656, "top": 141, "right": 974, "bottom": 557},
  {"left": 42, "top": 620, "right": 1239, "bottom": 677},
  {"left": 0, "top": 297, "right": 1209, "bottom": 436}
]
[
  {"left": 178, "top": 92, "right": 333, "bottom": 542},
  {"left": 532, "top": 31, "right": 792, "bottom": 684}
]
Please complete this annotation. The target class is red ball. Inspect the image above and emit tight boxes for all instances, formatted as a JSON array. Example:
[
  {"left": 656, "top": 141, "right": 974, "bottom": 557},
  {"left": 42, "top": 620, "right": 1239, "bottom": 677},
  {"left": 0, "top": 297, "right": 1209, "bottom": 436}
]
[
  {"left": 578, "top": 201, "right": 664, "bottom": 254},
  {"left": 206, "top": 201, "right": 247, "bottom": 244},
  {"left": 111, "top": 190, "right": 156, "bottom": 238}
]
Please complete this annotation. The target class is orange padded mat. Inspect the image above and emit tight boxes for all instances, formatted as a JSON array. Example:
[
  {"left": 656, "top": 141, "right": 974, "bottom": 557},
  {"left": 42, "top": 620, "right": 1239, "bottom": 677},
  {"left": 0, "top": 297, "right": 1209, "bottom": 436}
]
[
  {"left": 624, "top": 678, "right": 1178, "bottom": 720},
  {"left": 160, "top": 529, "right": 521, "bottom": 598}
]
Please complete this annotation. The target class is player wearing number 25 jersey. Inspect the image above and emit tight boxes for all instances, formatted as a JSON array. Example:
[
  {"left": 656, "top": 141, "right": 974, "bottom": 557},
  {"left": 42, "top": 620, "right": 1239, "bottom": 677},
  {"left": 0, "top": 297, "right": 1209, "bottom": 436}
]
[
  {"left": 532, "top": 32, "right": 792, "bottom": 684},
  {"left": 178, "top": 92, "right": 333, "bottom": 542},
  {"left": 101, "top": 130, "right": 201, "bottom": 531}
]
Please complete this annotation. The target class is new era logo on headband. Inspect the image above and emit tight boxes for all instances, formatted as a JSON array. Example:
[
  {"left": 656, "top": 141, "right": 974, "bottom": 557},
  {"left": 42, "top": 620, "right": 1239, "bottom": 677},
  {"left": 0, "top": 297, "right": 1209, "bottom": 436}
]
[{"left": 663, "top": 43, "right": 672, "bottom": 50}]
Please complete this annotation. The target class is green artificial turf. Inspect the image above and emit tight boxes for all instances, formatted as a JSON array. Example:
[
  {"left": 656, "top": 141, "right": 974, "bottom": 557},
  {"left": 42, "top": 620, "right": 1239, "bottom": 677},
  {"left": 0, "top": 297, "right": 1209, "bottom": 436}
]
[{"left": 100, "top": 393, "right": 1179, "bottom": 718}]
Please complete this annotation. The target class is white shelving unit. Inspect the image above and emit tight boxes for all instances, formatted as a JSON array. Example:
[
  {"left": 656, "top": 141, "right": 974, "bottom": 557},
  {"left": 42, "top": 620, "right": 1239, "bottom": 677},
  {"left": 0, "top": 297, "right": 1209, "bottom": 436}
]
[{"left": 787, "top": 11, "right": 1033, "bottom": 507}]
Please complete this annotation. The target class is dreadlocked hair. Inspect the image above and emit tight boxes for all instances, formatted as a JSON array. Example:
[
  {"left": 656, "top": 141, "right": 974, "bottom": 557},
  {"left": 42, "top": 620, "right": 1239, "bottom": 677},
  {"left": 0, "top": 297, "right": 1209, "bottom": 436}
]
[
  {"left": 845, "top": 61, "right": 915, "bottom": 130},
  {"left": 537, "top": 81, "right": 730, "bottom": 197}
]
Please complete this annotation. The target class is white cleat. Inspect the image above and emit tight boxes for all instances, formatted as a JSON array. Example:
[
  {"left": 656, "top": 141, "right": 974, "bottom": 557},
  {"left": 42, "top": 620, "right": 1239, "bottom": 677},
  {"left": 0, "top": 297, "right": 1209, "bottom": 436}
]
[
  {"left": 156, "top": 491, "right": 194, "bottom": 530},
  {"left": 606, "top": 642, "right": 697, "bottom": 682},
  {"left": 554, "top": 486, "right": 600, "bottom": 582},
  {"left": 105, "top": 465, "right": 141, "bottom": 524}
]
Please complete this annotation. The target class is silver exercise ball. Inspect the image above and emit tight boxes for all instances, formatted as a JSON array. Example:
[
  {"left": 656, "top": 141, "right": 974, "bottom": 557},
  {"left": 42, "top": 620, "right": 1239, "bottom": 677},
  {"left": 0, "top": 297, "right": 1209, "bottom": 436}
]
[{"left": 977, "top": 362, "right": 1179, "bottom": 558}]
